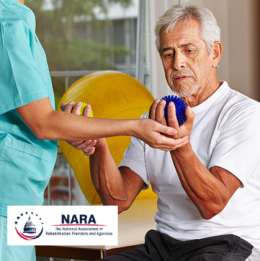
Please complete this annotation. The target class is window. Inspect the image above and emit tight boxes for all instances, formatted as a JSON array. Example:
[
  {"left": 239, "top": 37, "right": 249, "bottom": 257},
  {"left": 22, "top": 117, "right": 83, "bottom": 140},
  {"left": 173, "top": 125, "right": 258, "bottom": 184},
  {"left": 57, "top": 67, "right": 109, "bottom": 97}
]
[{"left": 25, "top": 0, "right": 149, "bottom": 206}]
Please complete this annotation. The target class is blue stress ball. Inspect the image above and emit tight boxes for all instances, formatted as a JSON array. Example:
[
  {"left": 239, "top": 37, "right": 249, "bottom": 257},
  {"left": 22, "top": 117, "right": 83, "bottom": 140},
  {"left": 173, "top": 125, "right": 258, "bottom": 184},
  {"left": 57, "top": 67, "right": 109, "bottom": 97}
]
[{"left": 161, "top": 95, "right": 187, "bottom": 126}]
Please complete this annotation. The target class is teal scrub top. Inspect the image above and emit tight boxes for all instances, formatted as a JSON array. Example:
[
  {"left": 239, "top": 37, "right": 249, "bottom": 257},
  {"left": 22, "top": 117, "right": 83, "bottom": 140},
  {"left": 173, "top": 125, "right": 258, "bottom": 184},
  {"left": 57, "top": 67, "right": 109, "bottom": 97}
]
[{"left": 0, "top": 0, "right": 57, "bottom": 217}]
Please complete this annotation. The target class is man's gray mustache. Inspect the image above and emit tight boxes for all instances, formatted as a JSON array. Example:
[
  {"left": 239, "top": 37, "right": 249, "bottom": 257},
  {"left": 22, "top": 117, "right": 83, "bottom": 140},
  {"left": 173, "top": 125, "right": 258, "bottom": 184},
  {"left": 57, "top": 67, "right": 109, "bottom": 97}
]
[{"left": 170, "top": 70, "right": 194, "bottom": 80}]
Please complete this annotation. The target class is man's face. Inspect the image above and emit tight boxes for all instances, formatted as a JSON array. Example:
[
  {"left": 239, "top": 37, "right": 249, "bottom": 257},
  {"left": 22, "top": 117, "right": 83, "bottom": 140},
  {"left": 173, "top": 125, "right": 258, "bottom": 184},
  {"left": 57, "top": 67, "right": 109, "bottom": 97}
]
[{"left": 160, "top": 19, "right": 213, "bottom": 98}]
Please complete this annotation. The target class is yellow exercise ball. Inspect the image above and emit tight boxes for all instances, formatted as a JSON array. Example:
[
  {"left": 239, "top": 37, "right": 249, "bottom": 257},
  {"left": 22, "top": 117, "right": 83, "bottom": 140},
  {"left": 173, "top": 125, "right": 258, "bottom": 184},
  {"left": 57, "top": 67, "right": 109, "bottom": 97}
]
[{"left": 58, "top": 71, "right": 158, "bottom": 205}]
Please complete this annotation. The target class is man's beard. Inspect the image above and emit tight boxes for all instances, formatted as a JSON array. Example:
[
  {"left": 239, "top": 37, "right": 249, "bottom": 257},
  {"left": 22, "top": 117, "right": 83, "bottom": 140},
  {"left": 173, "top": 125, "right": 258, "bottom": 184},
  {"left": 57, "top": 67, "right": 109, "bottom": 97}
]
[{"left": 170, "top": 70, "right": 198, "bottom": 98}]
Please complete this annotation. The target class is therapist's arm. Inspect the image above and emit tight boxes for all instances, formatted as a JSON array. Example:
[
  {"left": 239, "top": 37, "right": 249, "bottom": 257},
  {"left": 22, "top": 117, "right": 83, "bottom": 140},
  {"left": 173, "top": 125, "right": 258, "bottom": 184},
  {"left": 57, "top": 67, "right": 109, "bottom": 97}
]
[{"left": 16, "top": 97, "right": 180, "bottom": 151}]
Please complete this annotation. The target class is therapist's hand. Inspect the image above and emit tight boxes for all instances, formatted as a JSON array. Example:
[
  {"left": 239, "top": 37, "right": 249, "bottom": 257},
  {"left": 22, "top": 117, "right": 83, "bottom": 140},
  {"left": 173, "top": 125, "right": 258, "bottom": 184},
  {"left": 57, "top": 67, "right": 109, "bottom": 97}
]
[{"left": 60, "top": 102, "right": 97, "bottom": 156}]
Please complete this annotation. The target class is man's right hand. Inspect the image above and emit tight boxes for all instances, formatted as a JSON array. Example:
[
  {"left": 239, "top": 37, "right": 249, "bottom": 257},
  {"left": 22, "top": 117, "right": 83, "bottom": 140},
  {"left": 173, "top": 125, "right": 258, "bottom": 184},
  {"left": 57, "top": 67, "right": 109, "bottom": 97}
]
[{"left": 60, "top": 102, "right": 97, "bottom": 156}]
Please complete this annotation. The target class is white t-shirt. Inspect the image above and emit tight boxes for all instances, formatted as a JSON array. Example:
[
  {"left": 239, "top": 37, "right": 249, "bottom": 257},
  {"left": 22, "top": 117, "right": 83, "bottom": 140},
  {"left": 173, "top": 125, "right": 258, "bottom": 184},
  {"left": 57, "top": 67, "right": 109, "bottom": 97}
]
[{"left": 119, "top": 82, "right": 260, "bottom": 250}]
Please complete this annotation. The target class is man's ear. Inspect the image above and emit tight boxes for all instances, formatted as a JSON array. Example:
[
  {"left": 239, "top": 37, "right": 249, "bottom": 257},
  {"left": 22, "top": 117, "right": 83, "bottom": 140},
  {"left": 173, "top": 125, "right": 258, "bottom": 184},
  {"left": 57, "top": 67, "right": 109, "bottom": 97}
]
[{"left": 211, "top": 41, "right": 223, "bottom": 68}]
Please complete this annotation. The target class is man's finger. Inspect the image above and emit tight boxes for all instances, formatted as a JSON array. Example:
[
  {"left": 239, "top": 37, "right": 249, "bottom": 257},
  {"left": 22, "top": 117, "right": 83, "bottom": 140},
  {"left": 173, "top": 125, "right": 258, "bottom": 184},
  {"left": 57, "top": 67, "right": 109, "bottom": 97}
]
[
  {"left": 149, "top": 99, "right": 160, "bottom": 120},
  {"left": 167, "top": 102, "right": 179, "bottom": 131},
  {"left": 155, "top": 100, "right": 167, "bottom": 125},
  {"left": 83, "top": 104, "right": 92, "bottom": 117}
]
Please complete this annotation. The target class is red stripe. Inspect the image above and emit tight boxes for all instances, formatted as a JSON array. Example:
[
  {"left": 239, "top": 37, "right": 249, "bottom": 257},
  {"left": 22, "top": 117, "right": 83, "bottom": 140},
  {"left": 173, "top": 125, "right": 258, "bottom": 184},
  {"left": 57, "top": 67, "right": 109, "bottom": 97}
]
[
  {"left": 15, "top": 227, "right": 29, "bottom": 241},
  {"left": 20, "top": 232, "right": 36, "bottom": 239},
  {"left": 52, "top": 224, "right": 106, "bottom": 227}
]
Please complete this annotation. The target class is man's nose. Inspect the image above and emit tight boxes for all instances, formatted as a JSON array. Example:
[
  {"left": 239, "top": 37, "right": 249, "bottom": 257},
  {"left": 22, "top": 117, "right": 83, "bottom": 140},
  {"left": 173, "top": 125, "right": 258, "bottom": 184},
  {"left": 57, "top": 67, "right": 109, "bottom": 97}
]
[{"left": 173, "top": 51, "right": 186, "bottom": 70}]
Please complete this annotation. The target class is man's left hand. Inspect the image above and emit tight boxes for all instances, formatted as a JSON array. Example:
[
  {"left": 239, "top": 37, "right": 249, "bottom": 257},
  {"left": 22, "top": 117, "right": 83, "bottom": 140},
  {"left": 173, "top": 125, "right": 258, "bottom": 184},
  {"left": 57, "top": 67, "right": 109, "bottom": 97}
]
[
  {"left": 149, "top": 99, "right": 193, "bottom": 150},
  {"left": 150, "top": 99, "right": 194, "bottom": 139}
]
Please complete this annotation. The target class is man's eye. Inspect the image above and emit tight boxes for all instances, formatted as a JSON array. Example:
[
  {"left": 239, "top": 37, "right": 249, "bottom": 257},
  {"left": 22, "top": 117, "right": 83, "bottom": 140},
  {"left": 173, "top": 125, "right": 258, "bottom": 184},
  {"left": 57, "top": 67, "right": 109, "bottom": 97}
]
[
  {"left": 165, "top": 53, "right": 173, "bottom": 58},
  {"left": 186, "top": 49, "right": 194, "bottom": 53}
]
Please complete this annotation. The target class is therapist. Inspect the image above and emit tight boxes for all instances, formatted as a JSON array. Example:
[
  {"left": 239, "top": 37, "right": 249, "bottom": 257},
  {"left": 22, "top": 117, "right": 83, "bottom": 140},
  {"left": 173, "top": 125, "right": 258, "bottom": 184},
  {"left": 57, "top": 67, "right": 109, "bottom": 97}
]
[{"left": 0, "top": 0, "right": 186, "bottom": 260}]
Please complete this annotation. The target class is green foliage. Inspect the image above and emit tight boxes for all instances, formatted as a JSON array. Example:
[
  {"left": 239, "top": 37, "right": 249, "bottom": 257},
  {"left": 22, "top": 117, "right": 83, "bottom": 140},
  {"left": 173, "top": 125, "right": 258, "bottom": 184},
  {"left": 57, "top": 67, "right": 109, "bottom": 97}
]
[
  {"left": 25, "top": 0, "right": 133, "bottom": 71},
  {"left": 43, "top": 39, "right": 131, "bottom": 71},
  {"left": 48, "top": 0, "right": 132, "bottom": 21}
]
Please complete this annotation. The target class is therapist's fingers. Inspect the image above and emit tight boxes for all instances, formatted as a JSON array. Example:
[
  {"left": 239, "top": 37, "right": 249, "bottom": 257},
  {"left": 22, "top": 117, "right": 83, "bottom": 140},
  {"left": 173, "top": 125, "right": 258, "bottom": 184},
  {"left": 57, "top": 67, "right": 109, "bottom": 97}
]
[
  {"left": 72, "top": 102, "right": 82, "bottom": 115},
  {"left": 70, "top": 140, "right": 97, "bottom": 156},
  {"left": 81, "top": 140, "right": 97, "bottom": 156},
  {"left": 60, "top": 102, "right": 67, "bottom": 111},
  {"left": 83, "top": 146, "right": 96, "bottom": 156},
  {"left": 73, "top": 140, "right": 94, "bottom": 150},
  {"left": 61, "top": 101, "right": 74, "bottom": 113},
  {"left": 82, "top": 104, "right": 92, "bottom": 117},
  {"left": 69, "top": 140, "right": 83, "bottom": 147},
  {"left": 80, "top": 140, "right": 97, "bottom": 151}
]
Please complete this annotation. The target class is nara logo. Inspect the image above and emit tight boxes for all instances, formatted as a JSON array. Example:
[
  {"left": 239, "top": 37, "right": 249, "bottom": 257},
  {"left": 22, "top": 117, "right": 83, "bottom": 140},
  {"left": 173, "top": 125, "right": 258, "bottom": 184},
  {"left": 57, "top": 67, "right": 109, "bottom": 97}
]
[{"left": 14, "top": 212, "right": 43, "bottom": 240}]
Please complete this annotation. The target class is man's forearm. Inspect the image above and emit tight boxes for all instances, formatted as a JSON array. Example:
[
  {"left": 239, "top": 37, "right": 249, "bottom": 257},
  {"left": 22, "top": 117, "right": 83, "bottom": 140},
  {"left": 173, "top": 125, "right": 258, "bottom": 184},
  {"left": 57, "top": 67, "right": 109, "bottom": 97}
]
[
  {"left": 89, "top": 139, "right": 144, "bottom": 213},
  {"left": 89, "top": 139, "right": 129, "bottom": 211},
  {"left": 170, "top": 144, "right": 231, "bottom": 219}
]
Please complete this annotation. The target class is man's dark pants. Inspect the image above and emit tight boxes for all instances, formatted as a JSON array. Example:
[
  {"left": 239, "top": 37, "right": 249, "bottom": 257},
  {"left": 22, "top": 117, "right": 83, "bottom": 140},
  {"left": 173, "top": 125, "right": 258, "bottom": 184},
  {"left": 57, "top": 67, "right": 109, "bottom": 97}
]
[{"left": 98, "top": 230, "right": 254, "bottom": 261}]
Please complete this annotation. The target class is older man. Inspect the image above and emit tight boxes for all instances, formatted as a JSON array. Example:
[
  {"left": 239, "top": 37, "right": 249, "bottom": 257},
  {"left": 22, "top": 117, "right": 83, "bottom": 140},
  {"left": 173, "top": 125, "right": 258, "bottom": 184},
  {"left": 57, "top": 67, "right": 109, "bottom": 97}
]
[{"left": 75, "top": 3, "right": 260, "bottom": 261}]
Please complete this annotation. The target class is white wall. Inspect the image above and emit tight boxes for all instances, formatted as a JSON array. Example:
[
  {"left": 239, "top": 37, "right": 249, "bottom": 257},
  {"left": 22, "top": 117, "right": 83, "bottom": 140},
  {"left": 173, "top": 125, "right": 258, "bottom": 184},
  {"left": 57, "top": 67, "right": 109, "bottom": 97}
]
[
  {"left": 190, "top": 0, "right": 260, "bottom": 100},
  {"left": 149, "top": 0, "right": 260, "bottom": 101}
]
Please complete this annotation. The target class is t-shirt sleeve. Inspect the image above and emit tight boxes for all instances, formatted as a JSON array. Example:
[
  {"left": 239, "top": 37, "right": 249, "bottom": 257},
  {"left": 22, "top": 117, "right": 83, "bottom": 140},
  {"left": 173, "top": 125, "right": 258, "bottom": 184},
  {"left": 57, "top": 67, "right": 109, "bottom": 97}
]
[
  {"left": 119, "top": 113, "right": 150, "bottom": 188},
  {"left": 208, "top": 102, "right": 260, "bottom": 186},
  {"left": 0, "top": 20, "right": 48, "bottom": 115}
]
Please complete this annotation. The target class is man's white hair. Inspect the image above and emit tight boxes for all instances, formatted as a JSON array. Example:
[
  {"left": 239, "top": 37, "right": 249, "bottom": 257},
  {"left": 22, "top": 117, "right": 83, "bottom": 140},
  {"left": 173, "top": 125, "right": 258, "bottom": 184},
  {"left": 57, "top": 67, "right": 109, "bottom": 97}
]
[{"left": 155, "top": 3, "right": 221, "bottom": 54}]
